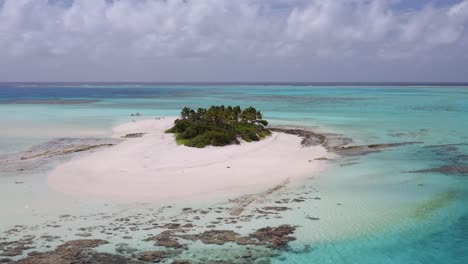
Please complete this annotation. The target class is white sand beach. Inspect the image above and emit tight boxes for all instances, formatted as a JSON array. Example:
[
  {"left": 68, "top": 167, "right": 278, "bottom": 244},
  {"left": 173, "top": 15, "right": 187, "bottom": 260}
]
[{"left": 47, "top": 118, "right": 332, "bottom": 203}]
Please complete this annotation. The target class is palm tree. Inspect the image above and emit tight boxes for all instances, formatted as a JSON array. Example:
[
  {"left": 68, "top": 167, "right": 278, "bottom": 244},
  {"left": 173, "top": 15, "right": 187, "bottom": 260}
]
[
  {"left": 241, "top": 106, "right": 257, "bottom": 123},
  {"left": 233, "top": 106, "right": 241, "bottom": 123},
  {"left": 188, "top": 109, "right": 196, "bottom": 121},
  {"left": 256, "top": 111, "right": 263, "bottom": 121},
  {"left": 181, "top": 107, "right": 191, "bottom": 119},
  {"left": 196, "top": 108, "right": 206, "bottom": 120}
]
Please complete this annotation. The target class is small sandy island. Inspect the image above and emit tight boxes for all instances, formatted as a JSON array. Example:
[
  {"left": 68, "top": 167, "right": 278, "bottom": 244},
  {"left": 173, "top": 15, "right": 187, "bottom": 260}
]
[{"left": 48, "top": 118, "right": 332, "bottom": 202}]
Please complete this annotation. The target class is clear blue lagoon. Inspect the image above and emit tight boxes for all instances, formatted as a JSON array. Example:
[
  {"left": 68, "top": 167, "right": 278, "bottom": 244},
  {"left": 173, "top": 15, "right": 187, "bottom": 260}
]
[{"left": 0, "top": 84, "right": 467, "bottom": 263}]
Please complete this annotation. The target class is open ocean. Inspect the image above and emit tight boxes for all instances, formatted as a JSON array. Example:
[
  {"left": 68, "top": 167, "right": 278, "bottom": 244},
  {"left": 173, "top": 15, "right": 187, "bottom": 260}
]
[{"left": 0, "top": 83, "right": 467, "bottom": 263}]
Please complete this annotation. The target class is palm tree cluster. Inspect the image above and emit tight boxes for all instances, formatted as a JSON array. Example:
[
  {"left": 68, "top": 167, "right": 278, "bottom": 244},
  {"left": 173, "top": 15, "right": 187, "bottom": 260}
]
[
  {"left": 166, "top": 105, "right": 270, "bottom": 148},
  {"left": 180, "top": 105, "right": 268, "bottom": 127}
]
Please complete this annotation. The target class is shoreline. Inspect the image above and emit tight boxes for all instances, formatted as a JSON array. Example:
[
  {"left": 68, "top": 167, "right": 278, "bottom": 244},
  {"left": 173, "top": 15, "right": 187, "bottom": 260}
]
[
  {"left": 2, "top": 117, "right": 457, "bottom": 263},
  {"left": 47, "top": 118, "right": 333, "bottom": 203}
]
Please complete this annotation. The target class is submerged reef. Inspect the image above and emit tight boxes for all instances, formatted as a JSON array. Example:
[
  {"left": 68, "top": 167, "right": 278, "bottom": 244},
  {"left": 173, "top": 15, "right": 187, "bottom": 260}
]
[
  {"left": 176, "top": 225, "right": 296, "bottom": 249},
  {"left": 270, "top": 126, "right": 422, "bottom": 156},
  {"left": 15, "top": 239, "right": 135, "bottom": 264},
  {"left": 9, "top": 225, "right": 297, "bottom": 264},
  {"left": 5, "top": 122, "right": 465, "bottom": 264},
  {"left": 408, "top": 143, "right": 468, "bottom": 176},
  {"left": 409, "top": 165, "right": 468, "bottom": 176},
  {"left": 0, "top": 138, "right": 121, "bottom": 176},
  {"left": 333, "top": 142, "right": 423, "bottom": 156}
]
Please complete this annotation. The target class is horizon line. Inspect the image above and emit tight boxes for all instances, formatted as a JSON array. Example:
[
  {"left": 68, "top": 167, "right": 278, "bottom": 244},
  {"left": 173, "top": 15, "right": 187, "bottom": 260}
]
[{"left": 1, "top": 81, "right": 468, "bottom": 87}]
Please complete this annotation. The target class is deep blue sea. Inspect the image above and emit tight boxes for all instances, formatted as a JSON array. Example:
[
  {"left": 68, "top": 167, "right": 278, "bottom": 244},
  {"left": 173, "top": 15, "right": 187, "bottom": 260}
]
[{"left": 0, "top": 83, "right": 467, "bottom": 263}]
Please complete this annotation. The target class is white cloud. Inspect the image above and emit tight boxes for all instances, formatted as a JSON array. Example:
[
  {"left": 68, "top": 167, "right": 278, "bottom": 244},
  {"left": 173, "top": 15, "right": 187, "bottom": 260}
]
[{"left": 0, "top": 0, "right": 467, "bottom": 81}]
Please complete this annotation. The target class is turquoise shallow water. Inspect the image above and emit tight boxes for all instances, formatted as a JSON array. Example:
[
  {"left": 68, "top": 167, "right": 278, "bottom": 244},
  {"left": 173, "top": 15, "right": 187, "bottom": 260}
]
[{"left": 0, "top": 84, "right": 467, "bottom": 263}]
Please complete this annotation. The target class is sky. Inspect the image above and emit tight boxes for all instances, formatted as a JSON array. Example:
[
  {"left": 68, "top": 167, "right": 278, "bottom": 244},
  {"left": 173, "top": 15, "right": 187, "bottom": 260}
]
[{"left": 0, "top": 0, "right": 467, "bottom": 82}]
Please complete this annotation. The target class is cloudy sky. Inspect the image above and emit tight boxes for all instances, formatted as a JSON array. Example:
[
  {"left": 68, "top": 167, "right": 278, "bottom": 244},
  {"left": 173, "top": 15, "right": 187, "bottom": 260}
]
[{"left": 0, "top": 0, "right": 467, "bottom": 82}]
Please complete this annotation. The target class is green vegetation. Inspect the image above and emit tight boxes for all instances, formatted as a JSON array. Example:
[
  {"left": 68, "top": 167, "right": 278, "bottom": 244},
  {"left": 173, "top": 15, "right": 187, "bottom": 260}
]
[{"left": 166, "top": 105, "right": 271, "bottom": 148}]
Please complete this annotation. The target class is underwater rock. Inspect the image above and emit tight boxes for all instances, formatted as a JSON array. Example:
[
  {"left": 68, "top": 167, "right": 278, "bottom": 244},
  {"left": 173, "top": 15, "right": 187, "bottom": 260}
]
[
  {"left": 409, "top": 165, "right": 468, "bottom": 176},
  {"left": 0, "top": 237, "right": 35, "bottom": 257},
  {"left": 177, "top": 225, "right": 296, "bottom": 249},
  {"left": 13, "top": 223, "right": 296, "bottom": 264},
  {"left": 137, "top": 251, "right": 170, "bottom": 262},
  {"left": 143, "top": 231, "right": 186, "bottom": 249},
  {"left": 249, "top": 225, "right": 296, "bottom": 249},
  {"left": 333, "top": 141, "right": 423, "bottom": 156},
  {"left": 0, "top": 137, "right": 121, "bottom": 175},
  {"left": 172, "top": 260, "right": 191, "bottom": 264},
  {"left": 15, "top": 239, "right": 139, "bottom": 264},
  {"left": 340, "top": 162, "right": 359, "bottom": 167},
  {"left": 292, "top": 198, "right": 305, "bottom": 203},
  {"left": 229, "top": 180, "right": 289, "bottom": 216},
  {"left": 179, "top": 230, "right": 241, "bottom": 245},
  {"left": 269, "top": 128, "right": 325, "bottom": 147},
  {"left": 269, "top": 126, "right": 353, "bottom": 149},
  {"left": 75, "top": 232, "right": 92, "bottom": 237},
  {"left": 387, "top": 129, "right": 429, "bottom": 139},
  {"left": 161, "top": 223, "right": 182, "bottom": 229},
  {"left": 314, "top": 157, "right": 330, "bottom": 160},
  {"left": 115, "top": 243, "right": 137, "bottom": 254},
  {"left": 19, "top": 144, "right": 115, "bottom": 160},
  {"left": 270, "top": 126, "right": 418, "bottom": 157},
  {"left": 57, "top": 239, "right": 109, "bottom": 249},
  {"left": 122, "top": 133, "right": 146, "bottom": 138},
  {"left": 262, "top": 207, "right": 290, "bottom": 212},
  {"left": 0, "top": 245, "right": 33, "bottom": 257}
]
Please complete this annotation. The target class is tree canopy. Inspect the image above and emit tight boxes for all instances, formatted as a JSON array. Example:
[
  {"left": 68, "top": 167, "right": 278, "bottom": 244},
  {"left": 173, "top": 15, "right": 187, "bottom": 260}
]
[{"left": 166, "top": 105, "right": 270, "bottom": 148}]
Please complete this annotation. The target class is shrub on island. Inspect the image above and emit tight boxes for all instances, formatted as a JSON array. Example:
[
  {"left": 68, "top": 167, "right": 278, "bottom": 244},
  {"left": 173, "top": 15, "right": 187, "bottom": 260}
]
[{"left": 166, "top": 105, "right": 271, "bottom": 148}]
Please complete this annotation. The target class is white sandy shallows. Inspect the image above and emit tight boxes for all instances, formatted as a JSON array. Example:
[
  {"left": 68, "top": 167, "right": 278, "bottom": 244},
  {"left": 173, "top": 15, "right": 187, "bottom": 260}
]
[{"left": 48, "top": 118, "right": 331, "bottom": 203}]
